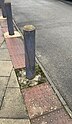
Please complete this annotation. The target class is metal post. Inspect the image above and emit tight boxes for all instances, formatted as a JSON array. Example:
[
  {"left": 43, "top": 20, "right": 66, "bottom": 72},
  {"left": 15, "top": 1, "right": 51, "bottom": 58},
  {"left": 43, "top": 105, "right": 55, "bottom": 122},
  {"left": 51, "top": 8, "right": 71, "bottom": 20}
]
[
  {"left": 1, "top": 0, "right": 6, "bottom": 18},
  {"left": 23, "top": 25, "right": 35, "bottom": 80},
  {"left": 4, "top": 0, "right": 14, "bottom": 35}
]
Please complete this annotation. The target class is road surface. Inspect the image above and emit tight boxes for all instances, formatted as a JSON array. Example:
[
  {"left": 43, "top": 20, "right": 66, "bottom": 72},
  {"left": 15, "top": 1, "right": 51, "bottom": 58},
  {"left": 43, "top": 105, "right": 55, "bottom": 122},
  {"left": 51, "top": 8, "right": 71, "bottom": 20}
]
[{"left": 12, "top": 0, "right": 72, "bottom": 111}]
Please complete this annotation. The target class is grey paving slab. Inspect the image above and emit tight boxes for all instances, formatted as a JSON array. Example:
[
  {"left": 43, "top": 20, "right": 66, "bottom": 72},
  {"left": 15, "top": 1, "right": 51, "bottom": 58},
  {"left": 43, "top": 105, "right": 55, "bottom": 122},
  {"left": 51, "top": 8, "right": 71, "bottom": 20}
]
[
  {"left": 0, "top": 88, "right": 28, "bottom": 119},
  {"left": 8, "top": 69, "right": 19, "bottom": 88},
  {"left": 0, "top": 36, "right": 4, "bottom": 45},
  {"left": 0, "top": 77, "right": 9, "bottom": 108},
  {"left": 0, "top": 119, "right": 30, "bottom": 124},
  {"left": 0, "top": 49, "right": 11, "bottom": 60},
  {"left": 0, "top": 26, "right": 4, "bottom": 44},
  {"left": 1, "top": 42, "right": 7, "bottom": 49},
  {"left": 0, "top": 61, "right": 13, "bottom": 76}
]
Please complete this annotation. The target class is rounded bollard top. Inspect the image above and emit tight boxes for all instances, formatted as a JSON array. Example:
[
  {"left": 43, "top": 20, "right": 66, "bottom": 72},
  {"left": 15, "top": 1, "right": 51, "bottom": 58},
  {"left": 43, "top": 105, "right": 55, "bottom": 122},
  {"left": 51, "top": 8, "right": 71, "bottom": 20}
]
[
  {"left": 4, "top": 0, "right": 11, "bottom": 3},
  {"left": 23, "top": 25, "right": 35, "bottom": 31}
]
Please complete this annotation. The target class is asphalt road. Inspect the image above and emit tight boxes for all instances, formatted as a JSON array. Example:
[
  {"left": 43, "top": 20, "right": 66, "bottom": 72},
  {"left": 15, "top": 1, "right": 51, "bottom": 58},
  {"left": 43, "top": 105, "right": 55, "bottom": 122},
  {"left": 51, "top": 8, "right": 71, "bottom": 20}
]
[{"left": 12, "top": 0, "right": 72, "bottom": 111}]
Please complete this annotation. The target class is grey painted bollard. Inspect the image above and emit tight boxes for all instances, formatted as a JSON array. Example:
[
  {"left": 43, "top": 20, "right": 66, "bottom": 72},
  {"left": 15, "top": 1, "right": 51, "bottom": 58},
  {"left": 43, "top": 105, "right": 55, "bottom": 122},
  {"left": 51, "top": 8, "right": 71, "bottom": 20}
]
[
  {"left": 5, "top": 0, "right": 14, "bottom": 35},
  {"left": 1, "top": 0, "right": 6, "bottom": 18},
  {"left": 23, "top": 25, "right": 35, "bottom": 80}
]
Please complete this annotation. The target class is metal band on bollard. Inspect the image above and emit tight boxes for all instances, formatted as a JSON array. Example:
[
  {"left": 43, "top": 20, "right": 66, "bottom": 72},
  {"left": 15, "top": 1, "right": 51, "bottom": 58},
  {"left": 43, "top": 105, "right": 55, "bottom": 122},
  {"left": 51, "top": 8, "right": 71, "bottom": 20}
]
[
  {"left": 4, "top": 0, "right": 14, "bottom": 35},
  {"left": 23, "top": 25, "right": 35, "bottom": 80},
  {"left": 1, "top": 0, "right": 7, "bottom": 18}
]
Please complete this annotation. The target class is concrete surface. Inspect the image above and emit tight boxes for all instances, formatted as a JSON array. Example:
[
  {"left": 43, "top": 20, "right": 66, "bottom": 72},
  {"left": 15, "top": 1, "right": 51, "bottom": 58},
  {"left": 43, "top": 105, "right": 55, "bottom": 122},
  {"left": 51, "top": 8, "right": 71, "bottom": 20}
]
[
  {"left": 0, "top": 77, "right": 9, "bottom": 107},
  {"left": 0, "top": 61, "right": 13, "bottom": 76},
  {"left": 0, "top": 119, "right": 30, "bottom": 124},
  {"left": 0, "top": 41, "right": 7, "bottom": 48},
  {"left": 0, "top": 48, "right": 11, "bottom": 60},
  {"left": 8, "top": 69, "right": 19, "bottom": 88},
  {"left": 0, "top": 88, "right": 28, "bottom": 119},
  {"left": 0, "top": 22, "right": 29, "bottom": 122}
]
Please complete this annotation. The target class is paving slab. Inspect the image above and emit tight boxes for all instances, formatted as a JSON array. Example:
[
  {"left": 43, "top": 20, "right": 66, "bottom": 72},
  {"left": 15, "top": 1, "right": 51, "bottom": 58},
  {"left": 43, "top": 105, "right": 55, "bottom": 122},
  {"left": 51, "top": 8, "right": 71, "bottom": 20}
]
[
  {"left": 11, "top": 54, "right": 25, "bottom": 69},
  {"left": 0, "top": 26, "right": 3, "bottom": 36},
  {"left": 0, "top": 36, "right": 4, "bottom": 45},
  {"left": 8, "top": 69, "right": 19, "bottom": 88},
  {"left": 0, "top": 61, "right": 13, "bottom": 76},
  {"left": 0, "top": 20, "right": 7, "bottom": 28},
  {"left": 0, "top": 88, "right": 28, "bottom": 119},
  {"left": 31, "top": 108, "right": 72, "bottom": 124},
  {"left": 0, "top": 26, "right": 4, "bottom": 44},
  {"left": 5, "top": 38, "right": 25, "bottom": 69},
  {"left": 6, "top": 38, "right": 25, "bottom": 56},
  {"left": 0, "top": 48, "right": 11, "bottom": 60},
  {"left": 0, "top": 77, "right": 9, "bottom": 108},
  {"left": 22, "top": 83, "right": 62, "bottom": 119},
  {"left": 0, "top": 119, "right": 30, "bottom": 124},
  {"left": 4, "top": 31, "right": 21, "bottom": 39},
  {"left": 0, "top": 42, "right": 7, "bottom": 49},
  {"left": 1, "top": 27, "right": 8, "bottom": 33}
]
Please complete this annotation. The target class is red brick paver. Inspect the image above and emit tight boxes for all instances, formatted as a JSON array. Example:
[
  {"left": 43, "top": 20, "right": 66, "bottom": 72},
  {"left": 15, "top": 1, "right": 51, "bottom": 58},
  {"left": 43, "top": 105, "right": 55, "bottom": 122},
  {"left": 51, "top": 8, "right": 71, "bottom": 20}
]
[
  {"left": 6, "top": 38, "right": 25, "bottom": 69},
  {"left": 1, "top": 27, "right": 8, "bottom": 33},
  {"left": 11, "top": 54, "right": 25, "bottom": 69},
  {"left": 0, "top": 20, "right": 7, "bottom": 28},
  {"left": 31, "top": 108, "right": 72, "bottom": 124},
  {"left": 6, "top": 38, "right": 25, "bottom": 55},
  {"left": 22, "top": 83, "right": 62, "bottom": 119}
]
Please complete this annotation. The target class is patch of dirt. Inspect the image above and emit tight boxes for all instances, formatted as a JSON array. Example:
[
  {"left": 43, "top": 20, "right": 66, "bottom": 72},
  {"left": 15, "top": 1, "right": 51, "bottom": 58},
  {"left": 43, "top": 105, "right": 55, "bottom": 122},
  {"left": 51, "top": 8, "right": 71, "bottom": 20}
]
[{"left": 15, "top": 64, "right": 47, "bottom": 89}]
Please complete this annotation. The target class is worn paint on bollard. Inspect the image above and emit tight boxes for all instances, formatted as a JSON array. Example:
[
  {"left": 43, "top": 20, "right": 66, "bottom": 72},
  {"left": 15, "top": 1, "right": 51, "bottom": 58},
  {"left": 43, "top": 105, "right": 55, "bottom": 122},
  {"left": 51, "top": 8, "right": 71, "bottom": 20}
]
[
  {"left": 23, "top": 25, "right": 35, "bottom": 80},
  {"left": 5, "top": 0, "right": 14, "bottom": 35}
]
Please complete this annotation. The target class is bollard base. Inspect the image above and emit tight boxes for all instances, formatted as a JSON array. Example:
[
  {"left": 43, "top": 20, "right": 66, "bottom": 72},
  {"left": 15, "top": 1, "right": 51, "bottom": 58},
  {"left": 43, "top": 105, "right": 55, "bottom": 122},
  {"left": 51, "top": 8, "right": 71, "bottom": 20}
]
[
  {"left": 4, "top": 31, "right": 21, "bottom": 38},
  {"left": 0, "top": 16, "right": 7, "bottom": 20}
]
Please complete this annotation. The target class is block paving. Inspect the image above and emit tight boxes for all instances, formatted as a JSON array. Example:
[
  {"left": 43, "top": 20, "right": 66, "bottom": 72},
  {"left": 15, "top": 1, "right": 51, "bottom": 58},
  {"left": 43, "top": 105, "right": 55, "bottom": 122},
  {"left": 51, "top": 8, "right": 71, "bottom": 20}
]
[
  {"left": 6, "top": 38, "right": 24, "bottom": 55},
  {"left": 22, "top": 83, "right": 62, "bottom": 119},
  {"left": 6, "top": 38, "right": 25, "bottom": 69},
  {"left": 31, "top": 109, "right": 72, "bottom": 124},
  {"left": 0, "top": 19, "right": 7, "bottom": 28},
  {"left": 0, "top": 14, "right": 30, "bottom": 123},
  {"left": 11, "top": 54, "right": 25, "bottom": 69},
  {"left": 1, "top": 27, "right": 8, "bottom": 33}
]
